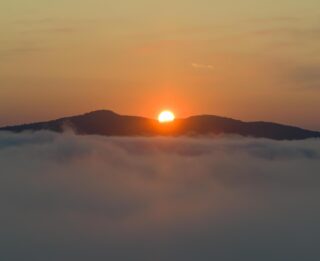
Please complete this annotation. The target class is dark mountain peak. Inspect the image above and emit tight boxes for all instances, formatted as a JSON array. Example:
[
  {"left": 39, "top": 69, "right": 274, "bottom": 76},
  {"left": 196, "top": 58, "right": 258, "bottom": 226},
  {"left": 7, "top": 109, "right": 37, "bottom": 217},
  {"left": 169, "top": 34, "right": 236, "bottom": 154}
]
[
  {"left": 186, "top": 114, "right": 243, "bottom": 123},
  {"left": 1, "top": 110, "right": 319, "bottom": 140},
  {"left": 81, "top": 110, "right": 119, "bottom": 117}
]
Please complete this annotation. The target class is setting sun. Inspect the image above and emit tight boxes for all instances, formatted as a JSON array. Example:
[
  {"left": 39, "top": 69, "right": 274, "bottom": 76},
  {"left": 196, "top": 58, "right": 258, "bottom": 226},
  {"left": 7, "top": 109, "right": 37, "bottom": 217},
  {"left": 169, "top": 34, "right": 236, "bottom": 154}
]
[{"left": 158, "top": 110, "right": 175, "bottom": 123}]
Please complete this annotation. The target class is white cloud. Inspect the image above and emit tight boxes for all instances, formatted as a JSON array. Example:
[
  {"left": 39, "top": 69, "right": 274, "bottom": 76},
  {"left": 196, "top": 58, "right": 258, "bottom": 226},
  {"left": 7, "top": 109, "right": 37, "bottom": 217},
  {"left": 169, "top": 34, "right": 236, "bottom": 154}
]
[
  {"left": 0, "top": 131, "right": 320, "bottom": 260},
  {"left": 192, "top": 63, "right": 214, "bottom": 70}
]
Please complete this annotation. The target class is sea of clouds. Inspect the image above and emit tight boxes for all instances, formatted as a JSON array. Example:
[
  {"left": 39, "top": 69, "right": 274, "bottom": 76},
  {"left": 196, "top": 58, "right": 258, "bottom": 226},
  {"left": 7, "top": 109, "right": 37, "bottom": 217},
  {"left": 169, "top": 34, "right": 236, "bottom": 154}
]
[{"left": 1, "top": 131, "right": 320, "bottom": 261}]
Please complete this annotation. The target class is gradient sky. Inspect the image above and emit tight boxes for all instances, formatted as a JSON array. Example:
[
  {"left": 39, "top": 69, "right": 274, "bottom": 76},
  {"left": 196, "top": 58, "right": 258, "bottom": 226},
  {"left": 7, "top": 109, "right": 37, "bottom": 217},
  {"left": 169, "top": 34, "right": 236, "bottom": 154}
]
[{"left": 1, "top": 0, "right": 320, "bottom": 129}]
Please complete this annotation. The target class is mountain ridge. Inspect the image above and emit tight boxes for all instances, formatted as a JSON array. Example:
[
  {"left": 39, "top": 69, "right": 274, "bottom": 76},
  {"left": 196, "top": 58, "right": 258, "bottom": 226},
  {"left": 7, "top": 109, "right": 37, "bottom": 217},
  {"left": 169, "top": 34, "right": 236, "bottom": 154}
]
[{"left": 1, "top": 110, "right": 319, "bottom": 140}]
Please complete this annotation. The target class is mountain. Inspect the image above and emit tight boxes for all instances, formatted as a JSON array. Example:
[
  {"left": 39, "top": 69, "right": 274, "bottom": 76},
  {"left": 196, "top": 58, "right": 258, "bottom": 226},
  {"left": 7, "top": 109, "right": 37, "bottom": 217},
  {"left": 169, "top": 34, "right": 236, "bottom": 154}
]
[{"left": 0, "top": 110, "right": 319, "bottom": 140}]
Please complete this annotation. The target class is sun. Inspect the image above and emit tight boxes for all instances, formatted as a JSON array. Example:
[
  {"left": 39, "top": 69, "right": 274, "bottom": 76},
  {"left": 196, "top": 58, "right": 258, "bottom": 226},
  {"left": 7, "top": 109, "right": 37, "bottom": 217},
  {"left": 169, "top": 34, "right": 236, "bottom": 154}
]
[{"left": 158, "top": 110, "right": 175, "bottom": 123}]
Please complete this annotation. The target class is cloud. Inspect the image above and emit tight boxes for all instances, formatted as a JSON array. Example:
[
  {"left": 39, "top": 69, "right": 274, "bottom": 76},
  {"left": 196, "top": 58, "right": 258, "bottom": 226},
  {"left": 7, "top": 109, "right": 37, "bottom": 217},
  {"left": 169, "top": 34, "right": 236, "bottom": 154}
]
[
  {"left": 248, "top": 25, "right": 320, "bottom": 42},
  {"left": 246, "top": 16, "right": 301, "bottom": 24},
  {"left": 270, "top": 62, "right": 320, "bottom": 90},
  {"left": 9, "top": 17, "right": 79, "bottom": 36},
  {"left": 1, "top": 131, "right": 320, "bottom": 260},
  {"left": 192, "top": 63, "right": 214, "bottom": 70},
  {"left": 288, "top": 64, "right": 320, "bottom": 89},
  {"left": 0, "top": 46, "right": 44, "bottom": 58}
]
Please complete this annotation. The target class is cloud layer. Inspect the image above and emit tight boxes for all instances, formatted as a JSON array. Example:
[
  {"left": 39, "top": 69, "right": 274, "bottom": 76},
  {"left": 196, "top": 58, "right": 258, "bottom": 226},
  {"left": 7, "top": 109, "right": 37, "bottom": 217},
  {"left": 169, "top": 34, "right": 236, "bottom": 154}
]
[{"left": 1, "top": 131, "right": 320, "bottom": 261}]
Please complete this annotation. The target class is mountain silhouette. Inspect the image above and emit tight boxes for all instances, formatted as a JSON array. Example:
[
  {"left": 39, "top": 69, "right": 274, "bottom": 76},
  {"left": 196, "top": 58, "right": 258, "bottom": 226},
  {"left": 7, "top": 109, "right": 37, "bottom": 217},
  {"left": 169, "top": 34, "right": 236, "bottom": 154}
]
[{"left": 1, "top": 110, "right": 319, "bottom": 140}]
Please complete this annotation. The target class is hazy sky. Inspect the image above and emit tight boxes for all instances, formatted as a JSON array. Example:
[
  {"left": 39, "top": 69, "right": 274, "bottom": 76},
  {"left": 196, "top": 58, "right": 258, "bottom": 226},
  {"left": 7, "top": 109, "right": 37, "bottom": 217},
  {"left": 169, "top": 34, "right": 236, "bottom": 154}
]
[{"left": 1, "top": 0, "right": 320, "bottom": 129}]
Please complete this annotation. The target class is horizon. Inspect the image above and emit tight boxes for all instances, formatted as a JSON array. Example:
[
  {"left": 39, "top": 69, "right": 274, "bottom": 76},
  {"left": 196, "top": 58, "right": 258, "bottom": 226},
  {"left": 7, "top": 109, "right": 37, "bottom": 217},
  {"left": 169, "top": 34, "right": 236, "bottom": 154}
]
[{"left": 1, "top": 108, "right": 319, "bottom": 132}]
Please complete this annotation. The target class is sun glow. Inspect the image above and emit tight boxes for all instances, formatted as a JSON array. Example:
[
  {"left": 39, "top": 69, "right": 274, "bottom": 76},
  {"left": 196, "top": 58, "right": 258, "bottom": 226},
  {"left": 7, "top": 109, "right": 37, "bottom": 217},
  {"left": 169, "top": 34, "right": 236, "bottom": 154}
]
[{"left": 158, "top": 110, "right": 175, "bottom": 123}]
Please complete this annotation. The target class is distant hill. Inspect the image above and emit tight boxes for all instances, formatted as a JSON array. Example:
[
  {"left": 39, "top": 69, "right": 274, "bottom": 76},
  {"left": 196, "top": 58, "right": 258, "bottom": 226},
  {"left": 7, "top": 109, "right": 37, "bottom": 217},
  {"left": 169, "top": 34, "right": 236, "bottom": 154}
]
[{"left": 1, "top": 110, "right": 319, "bottom": 140}]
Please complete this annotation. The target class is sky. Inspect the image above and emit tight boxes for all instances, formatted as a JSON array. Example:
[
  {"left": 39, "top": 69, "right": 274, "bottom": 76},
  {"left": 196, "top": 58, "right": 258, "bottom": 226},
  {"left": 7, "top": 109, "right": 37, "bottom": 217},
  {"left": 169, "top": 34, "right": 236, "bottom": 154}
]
[
  {"left": 1, "top": 0, "right": 320, "bottom": 129},
  {"left": 1, "top": 132, "right": 320, "bottom": 260}
]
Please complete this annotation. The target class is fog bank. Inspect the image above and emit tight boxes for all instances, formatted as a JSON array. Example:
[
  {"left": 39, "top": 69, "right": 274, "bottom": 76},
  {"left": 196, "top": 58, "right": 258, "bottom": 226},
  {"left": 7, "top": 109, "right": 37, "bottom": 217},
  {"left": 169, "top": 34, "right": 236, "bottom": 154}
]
[{"left": 1, "top": 131, "right": 320, "bottom": 261}]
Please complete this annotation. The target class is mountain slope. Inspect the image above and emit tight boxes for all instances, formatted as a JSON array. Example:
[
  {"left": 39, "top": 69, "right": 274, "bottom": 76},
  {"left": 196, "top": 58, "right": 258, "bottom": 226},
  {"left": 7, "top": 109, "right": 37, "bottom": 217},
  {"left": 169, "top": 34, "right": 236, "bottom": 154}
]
[{"left": 1, "top": 110, "right": 319, "bottom": 140}]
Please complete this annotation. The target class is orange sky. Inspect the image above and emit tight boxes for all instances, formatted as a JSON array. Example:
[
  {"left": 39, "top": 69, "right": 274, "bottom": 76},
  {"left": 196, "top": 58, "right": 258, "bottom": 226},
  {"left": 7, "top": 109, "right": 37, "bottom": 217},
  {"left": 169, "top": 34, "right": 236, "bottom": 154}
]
[{"left": 1, "top": 0, "right": 320, "bottom": 130}]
